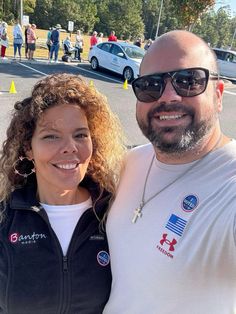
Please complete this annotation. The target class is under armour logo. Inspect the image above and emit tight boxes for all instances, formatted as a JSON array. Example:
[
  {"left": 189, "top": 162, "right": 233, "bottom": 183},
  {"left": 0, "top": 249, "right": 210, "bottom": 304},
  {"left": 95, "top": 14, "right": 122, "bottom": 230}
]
[{"left": 160, "top": 233, "right": 177, "bottom": 251}]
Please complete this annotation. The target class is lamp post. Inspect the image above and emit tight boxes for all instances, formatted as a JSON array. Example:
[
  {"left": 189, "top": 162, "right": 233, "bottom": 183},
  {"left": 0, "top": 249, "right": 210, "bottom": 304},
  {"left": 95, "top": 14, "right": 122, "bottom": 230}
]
[
  {"left": 20, "top": 0, "right": 23, "bottom": 26},
  {"left": 230, "top": 28, "right": 236, "bottom": 50},
  {"left": 155, "top": 0, "right": 164, "bottom": 39}
]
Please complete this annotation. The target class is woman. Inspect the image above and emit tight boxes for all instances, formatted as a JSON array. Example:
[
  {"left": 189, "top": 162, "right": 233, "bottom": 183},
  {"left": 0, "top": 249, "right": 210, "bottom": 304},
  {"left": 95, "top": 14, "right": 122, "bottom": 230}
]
[
  {"left": 0, "top": 22, "right": 8, "bottom": 59},
  {"left": 24, "top": 24, "right": 30, "bottom": 59},
  {"left": 13, "top": 20, "right": 23, "bottom": 60},
  {"left": 97, "top": 32, "right": 104, "bottom": 44},
  {"left": 75, "top": 30, "right": 84, "bottom": 61},
  {"left": 144, "top": 38, "right": 153, "bottom": 51},
  {"left": 0, "top": 73, "right": 125, "bottom": 314},
  {"left": 46, "top": 27, "right": 52, "bottom": 60}
]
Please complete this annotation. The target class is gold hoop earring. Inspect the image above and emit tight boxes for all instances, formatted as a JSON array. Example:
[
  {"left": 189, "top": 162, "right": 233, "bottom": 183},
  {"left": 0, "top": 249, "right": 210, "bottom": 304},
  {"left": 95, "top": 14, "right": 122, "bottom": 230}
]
[{"left": 13, "top": 156, "right": 35, "bottom": 178}]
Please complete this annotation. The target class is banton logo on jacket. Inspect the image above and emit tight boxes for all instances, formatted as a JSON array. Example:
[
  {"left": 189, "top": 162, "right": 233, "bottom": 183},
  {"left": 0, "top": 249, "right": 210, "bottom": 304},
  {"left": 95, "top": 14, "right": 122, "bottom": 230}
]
[{"left": 9, "top": 231, "right": 47, "bottom": 245}]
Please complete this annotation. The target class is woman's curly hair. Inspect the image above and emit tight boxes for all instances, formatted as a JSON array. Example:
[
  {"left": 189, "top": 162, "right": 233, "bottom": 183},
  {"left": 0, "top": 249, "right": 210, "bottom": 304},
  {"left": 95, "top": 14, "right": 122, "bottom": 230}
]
[{"left": 0, "top": 73, "right": 126, "bottom": 203}]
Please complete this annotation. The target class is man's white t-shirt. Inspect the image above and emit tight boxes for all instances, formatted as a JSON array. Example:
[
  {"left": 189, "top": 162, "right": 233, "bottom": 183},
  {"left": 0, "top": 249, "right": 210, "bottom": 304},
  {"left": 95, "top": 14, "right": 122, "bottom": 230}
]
[{"left": 104, "top": 142, "right": 236, "bottom": 314}]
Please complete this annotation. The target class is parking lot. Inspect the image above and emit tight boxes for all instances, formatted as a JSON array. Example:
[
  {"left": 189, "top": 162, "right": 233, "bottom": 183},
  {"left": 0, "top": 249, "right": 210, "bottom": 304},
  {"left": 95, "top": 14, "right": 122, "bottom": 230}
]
[{"left": 0, "top": 58, "right": 236, "bottom": 147}]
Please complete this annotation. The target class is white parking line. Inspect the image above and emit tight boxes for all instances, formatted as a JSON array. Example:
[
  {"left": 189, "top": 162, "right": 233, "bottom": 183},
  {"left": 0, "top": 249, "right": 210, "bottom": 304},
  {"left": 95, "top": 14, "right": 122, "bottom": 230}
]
[
  {"left": 71, "top": 64, "right": 125, "bottom": 84},
  {"left": 224, "top": 90, "right": 236, "bottom": 95},
  {"left": 18, "top": 62, "right": 47, "bottom": 76},
  {"left": 18, "top": 61, "right": 125, "bottom": 84}
]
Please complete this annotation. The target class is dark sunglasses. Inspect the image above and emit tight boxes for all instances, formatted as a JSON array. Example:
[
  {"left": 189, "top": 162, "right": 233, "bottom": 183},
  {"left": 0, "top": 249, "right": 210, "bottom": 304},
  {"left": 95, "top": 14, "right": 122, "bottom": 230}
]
[{"left": 132, "top": 67, "right": 219, "bottom": 103}]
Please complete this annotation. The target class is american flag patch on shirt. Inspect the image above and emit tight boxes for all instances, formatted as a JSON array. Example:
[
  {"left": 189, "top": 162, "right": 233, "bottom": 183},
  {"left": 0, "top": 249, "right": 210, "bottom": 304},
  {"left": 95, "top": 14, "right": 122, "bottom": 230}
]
[{"left": 165, "top": 214, "right": 187, "bottom": 236}]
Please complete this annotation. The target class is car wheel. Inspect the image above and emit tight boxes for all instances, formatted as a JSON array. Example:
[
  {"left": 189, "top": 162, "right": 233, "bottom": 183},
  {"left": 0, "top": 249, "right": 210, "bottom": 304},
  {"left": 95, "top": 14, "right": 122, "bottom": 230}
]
[
  {"left": 123, "top": 67, "right": 134, "bottom": 82},
  {"left": 91, "top": 57, "right": 99, "bottom": 70}
]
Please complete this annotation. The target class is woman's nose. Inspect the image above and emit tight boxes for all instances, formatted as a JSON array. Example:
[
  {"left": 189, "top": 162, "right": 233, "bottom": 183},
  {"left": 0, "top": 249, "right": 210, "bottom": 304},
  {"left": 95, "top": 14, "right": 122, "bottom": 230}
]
[{"left": 61, "top": 138, "right": 78, "bottom": 154}]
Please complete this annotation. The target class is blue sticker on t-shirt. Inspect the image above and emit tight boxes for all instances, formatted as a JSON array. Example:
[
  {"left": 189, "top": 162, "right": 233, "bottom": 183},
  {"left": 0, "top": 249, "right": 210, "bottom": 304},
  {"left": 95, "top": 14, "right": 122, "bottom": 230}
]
[{"left": 182, "top": 195, "right": 198, "bottom": 212}]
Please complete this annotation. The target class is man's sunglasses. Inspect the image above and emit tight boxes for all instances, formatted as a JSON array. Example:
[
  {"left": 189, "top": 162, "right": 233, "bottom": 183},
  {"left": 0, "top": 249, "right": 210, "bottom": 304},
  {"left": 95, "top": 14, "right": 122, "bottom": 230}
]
[{"left": 132, "top": 67, "right": 219, "bottom": 103}]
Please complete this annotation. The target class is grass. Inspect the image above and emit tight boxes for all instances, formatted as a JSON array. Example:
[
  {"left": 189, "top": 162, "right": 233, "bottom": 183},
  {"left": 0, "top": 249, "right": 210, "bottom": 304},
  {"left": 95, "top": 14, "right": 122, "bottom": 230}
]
[{"left": 4, "top": 26, "right": 98, "bottom": 60}]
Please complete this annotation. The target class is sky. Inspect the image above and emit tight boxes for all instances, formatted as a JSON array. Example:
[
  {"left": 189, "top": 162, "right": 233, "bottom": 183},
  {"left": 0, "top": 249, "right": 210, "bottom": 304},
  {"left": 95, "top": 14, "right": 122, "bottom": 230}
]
[{"left": 214, "top": 0, "right": 236, "bottom": 14}]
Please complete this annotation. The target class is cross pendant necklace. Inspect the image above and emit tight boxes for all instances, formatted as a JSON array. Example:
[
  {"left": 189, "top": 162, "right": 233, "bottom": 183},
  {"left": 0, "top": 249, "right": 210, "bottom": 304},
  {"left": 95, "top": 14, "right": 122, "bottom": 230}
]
[
  {"left": 132, "top": 202, "right": 144, "bottom": 223},
  {"left": 132, "top": 134, "right": 223, "bottom": 223}
]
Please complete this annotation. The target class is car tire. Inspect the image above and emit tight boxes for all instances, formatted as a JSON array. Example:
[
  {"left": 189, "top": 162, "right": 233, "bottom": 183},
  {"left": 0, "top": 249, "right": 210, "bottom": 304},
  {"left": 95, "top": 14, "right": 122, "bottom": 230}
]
[
  {"left": 91, "top": 57, "right": 99, "bottom": 70},
  {"left": 123, "top": 67, "right": 134, "bottom": 82}
]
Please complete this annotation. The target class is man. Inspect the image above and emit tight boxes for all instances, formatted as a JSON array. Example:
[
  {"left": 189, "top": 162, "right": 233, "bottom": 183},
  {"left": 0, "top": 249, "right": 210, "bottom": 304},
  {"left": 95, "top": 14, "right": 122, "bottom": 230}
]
[
  {"left": 104, "top": 30, "right": 236, "bottom": 314},
  {"left": 50, "top": 24, "right": 61, "bottom": 62},
  {"left": 108, "top": 30, "right": 117, "bottom": 42}
]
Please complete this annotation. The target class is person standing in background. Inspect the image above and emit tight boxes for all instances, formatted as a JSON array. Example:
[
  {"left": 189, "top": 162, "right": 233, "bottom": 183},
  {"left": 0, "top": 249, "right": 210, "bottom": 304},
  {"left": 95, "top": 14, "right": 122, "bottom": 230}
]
[
  {"left": 24, "top": 24, "right": 30, "bottom": 59},
  {"left": 144, "top": 38, "right": 153, "bottom": 51},
  {"left": 108, "top": 31, "right": 117, "bottom": 42},
  {"left": 13, "top": 20, "right": 23, "bottom": 61},
  {"left": 97, "top": 33, "right": 104, "bottom": 44},
  {"left": 50, "top": 24, "right": 61, "bottom": 63},
  {"left": 90, "top": 31, "right": 98, "bottom": 48},
  {"left": 0, "top": 22, "right": 9, "bottom": 60},
  {"left": 134, "top": 37, "right": 142, "bottom": 47},
  {"left": 46, "top": 27, "right": 52, "bottom": 60},
  {"left": 27, "top": 23, "right": 37, "bottom": 60},
  {"left": 75, "top": 30, "right": 84, "bottom": 61}
]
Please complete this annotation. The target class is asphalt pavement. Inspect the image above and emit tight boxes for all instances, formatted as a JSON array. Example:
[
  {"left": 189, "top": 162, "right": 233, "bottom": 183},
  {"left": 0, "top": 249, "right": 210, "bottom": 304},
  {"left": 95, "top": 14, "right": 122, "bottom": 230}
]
[{"left": 0, "top": 56, "right": 236, "bottom": 147}]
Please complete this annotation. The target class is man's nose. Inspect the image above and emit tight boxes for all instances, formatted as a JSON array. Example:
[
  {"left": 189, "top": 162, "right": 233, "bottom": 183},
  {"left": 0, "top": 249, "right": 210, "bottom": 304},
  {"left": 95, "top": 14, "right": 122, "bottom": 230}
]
[{"left": 158, "top": 79, "right": 182, "bottom": 103}]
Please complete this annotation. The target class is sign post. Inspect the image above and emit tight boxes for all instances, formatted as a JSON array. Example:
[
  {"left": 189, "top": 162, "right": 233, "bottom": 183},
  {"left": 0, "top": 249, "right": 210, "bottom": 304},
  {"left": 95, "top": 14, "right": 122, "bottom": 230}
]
[
  {"left": 22, "top": 15, "right": 29, "bottom": 26},
  {"left": 68, "top": 21, "right": 74, "bottom": 38}
]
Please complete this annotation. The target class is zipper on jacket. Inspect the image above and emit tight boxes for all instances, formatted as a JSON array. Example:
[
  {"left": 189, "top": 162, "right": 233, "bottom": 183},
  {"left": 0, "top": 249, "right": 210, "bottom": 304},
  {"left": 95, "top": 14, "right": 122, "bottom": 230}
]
[{"left": 63, "top": 256, "right": 68, "bottom": 272}]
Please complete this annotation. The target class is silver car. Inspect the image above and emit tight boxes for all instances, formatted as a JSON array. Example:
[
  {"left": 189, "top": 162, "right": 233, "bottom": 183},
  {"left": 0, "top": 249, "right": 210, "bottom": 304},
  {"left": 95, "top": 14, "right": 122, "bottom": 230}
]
[{"left": 213, "top": 48, "right": 236, "bottom": 79}]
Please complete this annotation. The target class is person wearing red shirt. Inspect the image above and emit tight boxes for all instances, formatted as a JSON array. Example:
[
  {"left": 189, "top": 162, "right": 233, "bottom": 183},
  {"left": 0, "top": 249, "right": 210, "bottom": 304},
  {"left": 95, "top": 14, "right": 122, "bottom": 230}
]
[
  {"left": 90, "top": 31, "right": 98, "bottom": 47},
  {"left": 108, "top": 31, "right": 117, "bottom": 42}
]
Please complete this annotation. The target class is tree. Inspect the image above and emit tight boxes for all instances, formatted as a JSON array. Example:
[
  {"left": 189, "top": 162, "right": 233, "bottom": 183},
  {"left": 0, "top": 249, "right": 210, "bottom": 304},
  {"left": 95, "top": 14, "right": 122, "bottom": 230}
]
[
  {"left": 33, "top": 0, "right": 52, "bottom": 28},
  {"left": 72, "top": 0, "right": 98, "bottom": 33},
  {"left": 142, "top": 0, "right": 160, "bottom": 39},
  {"left": 171, "top": 0, "right": 216, "bottom": 30},
  {"left": 94, "top": 0, "right": 144, "bottom": 39}
]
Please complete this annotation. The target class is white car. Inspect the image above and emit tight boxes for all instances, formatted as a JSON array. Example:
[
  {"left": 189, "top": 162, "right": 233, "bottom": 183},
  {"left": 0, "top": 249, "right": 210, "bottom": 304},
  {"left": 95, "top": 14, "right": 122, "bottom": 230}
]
[
  {"left": 213, "top": 48, "right": 236, "bottom": 79},
  {"left": 88, "top": 41, "right": 145, "bottom": 81}
]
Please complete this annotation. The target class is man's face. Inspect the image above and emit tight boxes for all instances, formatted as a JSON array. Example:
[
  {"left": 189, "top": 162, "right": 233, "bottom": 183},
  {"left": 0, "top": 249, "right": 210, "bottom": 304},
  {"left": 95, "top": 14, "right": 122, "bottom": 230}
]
[{"left": 136, "top": 40, "right": 223, "bottom": 154}]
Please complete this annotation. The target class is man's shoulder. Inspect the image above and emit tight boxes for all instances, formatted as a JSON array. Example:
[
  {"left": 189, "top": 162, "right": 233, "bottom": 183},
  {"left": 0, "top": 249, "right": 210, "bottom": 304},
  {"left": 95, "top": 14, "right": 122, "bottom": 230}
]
[
  {"left": 126, "top": 143, "right": 154, "bottom": 164},
  {"left": 220, "top": 139, "right": 236, "bottom": 159}
]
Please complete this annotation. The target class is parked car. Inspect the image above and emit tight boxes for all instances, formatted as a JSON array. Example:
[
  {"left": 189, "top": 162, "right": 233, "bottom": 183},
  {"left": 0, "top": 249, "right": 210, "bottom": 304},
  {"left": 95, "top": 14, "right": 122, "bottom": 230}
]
[
  {"left": 212, "top": 48, "right": 236, "bottom": 79},
  {"left": 88, "top": 41, "right": 145, "bottom": 81}
]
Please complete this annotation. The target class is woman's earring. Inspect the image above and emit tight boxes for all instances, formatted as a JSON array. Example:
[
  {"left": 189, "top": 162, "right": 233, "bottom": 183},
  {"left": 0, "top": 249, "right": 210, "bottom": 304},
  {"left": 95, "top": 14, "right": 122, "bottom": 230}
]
[{"left": 13, "top": 156, "right": 36, "bottom": 178}]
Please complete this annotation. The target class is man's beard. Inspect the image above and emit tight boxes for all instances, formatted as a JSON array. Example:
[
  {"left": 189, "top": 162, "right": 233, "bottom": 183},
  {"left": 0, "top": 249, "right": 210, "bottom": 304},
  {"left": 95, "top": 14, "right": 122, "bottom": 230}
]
[{"left": 136, "top": 103, "right": 217, "bottom": 154}]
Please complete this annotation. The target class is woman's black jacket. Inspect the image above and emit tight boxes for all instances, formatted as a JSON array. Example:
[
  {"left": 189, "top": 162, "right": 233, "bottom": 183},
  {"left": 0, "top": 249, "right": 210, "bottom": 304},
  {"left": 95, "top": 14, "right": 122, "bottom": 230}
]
[{"left": 0, "top": 176, "right": 112, "bottom": 314}]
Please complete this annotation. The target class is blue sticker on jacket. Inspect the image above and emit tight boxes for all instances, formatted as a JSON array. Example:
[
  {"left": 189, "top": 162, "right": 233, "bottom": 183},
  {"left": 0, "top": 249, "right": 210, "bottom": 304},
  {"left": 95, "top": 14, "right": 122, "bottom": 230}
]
[{"left": 97, "top": 250, "right": 110, "bottom": 266}]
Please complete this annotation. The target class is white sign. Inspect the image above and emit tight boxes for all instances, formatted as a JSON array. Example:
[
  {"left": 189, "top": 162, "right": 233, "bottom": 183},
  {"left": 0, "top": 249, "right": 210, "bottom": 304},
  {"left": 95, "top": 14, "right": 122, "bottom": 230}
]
[
  {"left": 68, "top": 21, "right": 74, "bottom": 32},
  {"left": 22, "top": 15, "right": 29, "bottom": 26}
]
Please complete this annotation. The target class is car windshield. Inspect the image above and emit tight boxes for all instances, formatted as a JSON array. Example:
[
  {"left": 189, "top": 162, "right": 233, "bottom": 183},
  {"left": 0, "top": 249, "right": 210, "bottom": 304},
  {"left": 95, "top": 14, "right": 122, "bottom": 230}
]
[{"left": 123, "top": 46, "right": 145, "bottom": 59}]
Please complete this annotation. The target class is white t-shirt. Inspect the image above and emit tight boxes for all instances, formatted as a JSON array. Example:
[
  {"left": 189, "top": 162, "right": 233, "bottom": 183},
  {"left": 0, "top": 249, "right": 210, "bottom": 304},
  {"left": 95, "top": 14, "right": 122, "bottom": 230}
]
[
  {"left": 41, "top": 197, "right": 92, "bottom": 255},
  {"left": 104, "top": 142, "right": 236, "bottom": 314}
]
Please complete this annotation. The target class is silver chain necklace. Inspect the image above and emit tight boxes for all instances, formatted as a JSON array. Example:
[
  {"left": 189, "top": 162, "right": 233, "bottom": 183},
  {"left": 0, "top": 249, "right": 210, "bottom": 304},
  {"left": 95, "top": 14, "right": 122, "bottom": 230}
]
[{"left": 132, "top": 134, "right": 223, "bottom": 223}]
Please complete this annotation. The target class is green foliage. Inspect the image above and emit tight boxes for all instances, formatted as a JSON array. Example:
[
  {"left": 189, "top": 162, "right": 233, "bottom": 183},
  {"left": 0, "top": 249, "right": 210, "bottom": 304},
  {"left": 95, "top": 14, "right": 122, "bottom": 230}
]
[
  {"left": 95, "top": 0, "right": 144, "bottom": 39},
  {"left": 171, "top": 0, "right": 216, "bottom": 29},
  {"left": 0, "top": 0, "right": 235, "bottom": 50},
  {"left": 194, "top": 6, "right": 235, "bottom": 49}
]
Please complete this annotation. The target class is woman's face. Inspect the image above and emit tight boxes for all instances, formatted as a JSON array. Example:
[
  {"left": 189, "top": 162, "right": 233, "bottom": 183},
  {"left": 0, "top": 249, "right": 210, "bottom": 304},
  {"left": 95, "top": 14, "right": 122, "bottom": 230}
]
[{"left": 27, "top": 103, "right": 93, "bottom": 198}]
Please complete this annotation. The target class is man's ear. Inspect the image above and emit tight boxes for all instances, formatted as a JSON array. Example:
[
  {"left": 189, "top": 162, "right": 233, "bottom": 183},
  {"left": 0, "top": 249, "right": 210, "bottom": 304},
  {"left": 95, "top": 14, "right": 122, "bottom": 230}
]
[{"left": 216, "top": 79, "right": 224, "bottom": 113}]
